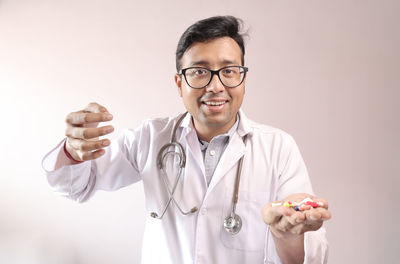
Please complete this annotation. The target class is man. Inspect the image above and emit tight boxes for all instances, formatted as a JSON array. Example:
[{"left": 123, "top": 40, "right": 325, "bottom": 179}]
[{"left": 43, "top": 16, "right": 331, "bottom": 264}]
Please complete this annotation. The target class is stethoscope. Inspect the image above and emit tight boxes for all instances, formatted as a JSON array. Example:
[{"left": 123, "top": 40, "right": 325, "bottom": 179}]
[{"left": 150, "top": 112, "right": 247, "bottom": 235}]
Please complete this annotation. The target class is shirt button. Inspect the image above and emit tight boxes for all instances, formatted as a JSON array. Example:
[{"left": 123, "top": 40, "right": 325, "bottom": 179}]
[
  {"left": 209, "top": 150, "right": 215, "bottom": 156},
  {"left": 201, "top": 208, "right": 207, "bottom": 215}
]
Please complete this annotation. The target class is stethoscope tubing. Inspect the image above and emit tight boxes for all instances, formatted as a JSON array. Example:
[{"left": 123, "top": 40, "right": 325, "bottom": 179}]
[
  {"left": 230, "top": 134, "right": 247, "bottom": 217},
  {"left": 151, "top": 112, "right": 247, "bottom": 235}
]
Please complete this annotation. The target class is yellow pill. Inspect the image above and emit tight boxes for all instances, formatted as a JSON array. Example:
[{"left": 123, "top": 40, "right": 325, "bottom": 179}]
[{"left": 284, "top": 202, "right": 290, "bottom": 208}]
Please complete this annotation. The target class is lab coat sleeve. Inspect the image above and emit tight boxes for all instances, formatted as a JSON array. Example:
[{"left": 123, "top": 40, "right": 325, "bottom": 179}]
[
  {"left": 265, "top": 134, "right": 329, "bottom": 264},
  {"left": 42, "top": 127, "right": 146, "bottom": 202}
]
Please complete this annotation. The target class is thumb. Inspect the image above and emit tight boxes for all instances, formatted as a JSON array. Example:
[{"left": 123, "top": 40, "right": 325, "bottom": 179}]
[{"left": 262, "top": 203, "right": 290, "bottom": 225}]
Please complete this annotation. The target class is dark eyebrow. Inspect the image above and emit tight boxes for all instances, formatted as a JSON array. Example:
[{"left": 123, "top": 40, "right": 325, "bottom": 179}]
[
  {"left": 220, "top": 59, "right": 239, "bottom": 65},
  {"left": 190, "top": 60, "right": 210, "bottom": 67},
  {"left": 190, "top": 59, "right": 240, "bottom": 67}
]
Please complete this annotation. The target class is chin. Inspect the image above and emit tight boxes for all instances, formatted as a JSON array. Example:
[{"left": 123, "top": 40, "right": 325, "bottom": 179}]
[{"left": 202, "top": 115, "right": 233, "bottom": 128}]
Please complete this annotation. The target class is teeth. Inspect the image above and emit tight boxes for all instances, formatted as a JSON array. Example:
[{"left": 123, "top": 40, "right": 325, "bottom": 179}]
[{"left": 205, "top": 101, "right": 225, "bottom": 106}]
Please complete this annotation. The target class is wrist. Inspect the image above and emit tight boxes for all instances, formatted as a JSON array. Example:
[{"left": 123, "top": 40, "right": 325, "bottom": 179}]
[
  {"left": 63, "top": 140, "right": 83, "bottom": 163},
  {"left": 270, "top": 225, "right": 302, "bottom": 240},
  {"left": 271, "top": 230, "right": 304, "bottom": 264}
]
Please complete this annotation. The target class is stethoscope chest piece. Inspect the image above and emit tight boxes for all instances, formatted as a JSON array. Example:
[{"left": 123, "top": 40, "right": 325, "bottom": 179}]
[{"left": 223, "top": 214, "right": 242, "bottom": 235}]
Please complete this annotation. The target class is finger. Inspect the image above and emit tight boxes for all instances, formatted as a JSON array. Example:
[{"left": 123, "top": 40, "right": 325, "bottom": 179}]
[
  {"left": 66, "top": 112, "right": 113, "bottom": 125},
  {"left": 262, "top": 203, "right": 292, "bottom": 225},
  {"left": 81, "top": 139, "right": 111, "bottom": 151},
  {"left": 314, "top": 207, "right": 331, "bottom": 220},
  {"left": 305, "top": 208, "right": 323, "bottom": 222},
  {"left": 275, "top": 215, "right": 293, "bottom": 232},
  {"left": 289, "top": 211, "right": 306, "bottom": 224},
  {"left": 66, "top": 125, "right": 114, "bottom": 139},
  {"left": 68, "top": 137, "right": 110, "bottom": 152},
  {"left": 84, "top": 102, "right": 109, "bottom": 113},
  {"left": 81, "top": 149, "right": 106, "bottom": 161}
]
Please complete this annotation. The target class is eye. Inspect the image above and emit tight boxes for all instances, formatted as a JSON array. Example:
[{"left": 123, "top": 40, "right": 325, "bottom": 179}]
[
  {"left": 186, "top": 68, "right": 209, "bottom": 77},
  {"left": 194, "top": 69, "right": 208, "bottom": 75},
  {"left": 222, "top": 67, "right": 239, "bottom": 76}
]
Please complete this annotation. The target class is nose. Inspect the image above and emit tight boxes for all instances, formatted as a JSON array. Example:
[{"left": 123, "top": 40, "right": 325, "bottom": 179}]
[{"left": 205, "top": 73, "right": 225, "bottom": 93}]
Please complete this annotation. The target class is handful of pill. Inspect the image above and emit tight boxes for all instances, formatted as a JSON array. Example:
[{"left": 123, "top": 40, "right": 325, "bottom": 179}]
[{"left": 271, "top": 197, "right": 323, "bottom": 211}]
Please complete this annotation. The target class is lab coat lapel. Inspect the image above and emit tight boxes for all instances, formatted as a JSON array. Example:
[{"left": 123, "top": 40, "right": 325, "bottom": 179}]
[
  {"left": 204, "top": 110, "right": 252, "bottom": 200},
  {"left": 178, "top": 113, "right": 206, "bottom": 180},
  {"left": 184, "top": 129, "right": 206, "bottom": 178},
  {"left": 205, "top": 132, "right": 245, "bottom": 199},
  {"left": 178, "top": 110, "right": 252, "bottom": 197}
]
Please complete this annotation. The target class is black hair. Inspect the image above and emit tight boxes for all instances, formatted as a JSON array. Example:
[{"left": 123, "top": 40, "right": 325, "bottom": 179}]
[{"left": 175, "top": 16, "right": 246, "bottom": 72}]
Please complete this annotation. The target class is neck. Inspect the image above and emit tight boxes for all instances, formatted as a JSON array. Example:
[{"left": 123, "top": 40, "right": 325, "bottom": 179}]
[{"left": 193, "top": 117, "right": 237, "bottom": 142}]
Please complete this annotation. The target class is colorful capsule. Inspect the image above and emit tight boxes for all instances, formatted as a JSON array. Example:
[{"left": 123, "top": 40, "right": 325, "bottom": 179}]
[
  {"left": 306, "top": 201, "right": 319, "bottom": 208},
  {"left": 300, "top": 204, "right": 311, "bottom": 211},
  {"left": 273, "top": 198, "right": 324, "bottom": 211},
  {"left": 300, "top": 197, "right": 313, "bottom": 204}
]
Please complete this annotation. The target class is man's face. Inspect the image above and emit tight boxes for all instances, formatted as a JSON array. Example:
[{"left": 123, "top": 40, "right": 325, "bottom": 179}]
[{"left": 175, "top": 37, "right": 246, "bottom": 135}]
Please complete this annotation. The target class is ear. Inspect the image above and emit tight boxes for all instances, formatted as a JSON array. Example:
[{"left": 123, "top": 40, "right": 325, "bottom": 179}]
[{"left": 174, "top": 74, "right": 183, "bottom": 97}]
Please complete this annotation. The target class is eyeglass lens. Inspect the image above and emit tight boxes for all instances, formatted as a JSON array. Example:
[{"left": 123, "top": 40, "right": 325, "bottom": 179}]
[{"left": 184, "top": 66, "right": 246, "bottom": 88}]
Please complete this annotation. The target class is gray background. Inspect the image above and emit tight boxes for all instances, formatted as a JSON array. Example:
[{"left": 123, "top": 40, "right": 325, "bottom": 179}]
[{"left": 0, "top": 0, "right": 399, "bottom": 263}]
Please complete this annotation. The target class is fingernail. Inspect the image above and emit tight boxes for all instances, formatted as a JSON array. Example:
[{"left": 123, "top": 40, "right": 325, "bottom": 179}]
[
  {"left": 103, "top": 140, "right": 110, "bottom": 146},
  {"left": 106, "top": 127, "right": 114, "bottom": 133},
  {"left": 105, "top": 114, "right": 113, "bottom": 120},
  {"left": 296, "top": 219, "right": 303, "bottom": 223}
]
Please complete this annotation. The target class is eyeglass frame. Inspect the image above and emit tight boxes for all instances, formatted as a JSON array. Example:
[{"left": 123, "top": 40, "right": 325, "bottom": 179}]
[{"left": 178, "top": 66, "right": 249, "bottom": 89}]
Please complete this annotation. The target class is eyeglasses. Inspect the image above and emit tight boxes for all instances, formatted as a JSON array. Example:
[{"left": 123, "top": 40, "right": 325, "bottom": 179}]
[{"left": 179, "top": 66, "right": 248, "bottom": 89}]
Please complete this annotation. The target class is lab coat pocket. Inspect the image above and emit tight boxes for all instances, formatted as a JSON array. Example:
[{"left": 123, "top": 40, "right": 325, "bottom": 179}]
[{"left": 220, "top": 189, "right": 268, "bottom": 251}]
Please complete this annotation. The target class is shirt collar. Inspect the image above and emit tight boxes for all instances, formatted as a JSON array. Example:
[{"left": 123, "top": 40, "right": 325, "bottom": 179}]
[
  {"left": 198, "top": 115, "right": 239, "bottom": 147},
  {"left": 179, "top": 109, "right": 252, "bottom": 137}
]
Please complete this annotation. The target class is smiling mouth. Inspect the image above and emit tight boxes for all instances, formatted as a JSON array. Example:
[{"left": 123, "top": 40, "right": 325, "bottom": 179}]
[{"left": 202, "top": 100, "right": 229, "bottom": 106}]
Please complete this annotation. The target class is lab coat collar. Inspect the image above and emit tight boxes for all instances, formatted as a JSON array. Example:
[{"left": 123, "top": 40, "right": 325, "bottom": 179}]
[
  {"left": 177, "top": 110, "right": 253, "bottom": 200},
  {"left": 177, "top": 112, "right": 206, "bottom": 183},
  {"left": 237, "top": 109, "right": 252, "bottom": 137},
  {"left": 179, "top": 111, "right": 192, "bottom": 129}
]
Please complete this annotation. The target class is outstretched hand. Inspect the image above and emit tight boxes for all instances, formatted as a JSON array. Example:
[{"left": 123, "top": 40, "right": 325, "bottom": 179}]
[
  {"left": 64, "top": 102, "right": 114, "bottom": 162},
  {"left": 262, "top": 193, "right": 331, "bottom": 239}
]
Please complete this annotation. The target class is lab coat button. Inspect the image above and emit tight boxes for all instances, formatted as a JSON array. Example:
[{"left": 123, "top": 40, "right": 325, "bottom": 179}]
[
  {"left": 209, "top": 150, "right": 215, "bottom": 156},
  {"left": 200, "top": 208, "right": 207, "bottom": 215}
]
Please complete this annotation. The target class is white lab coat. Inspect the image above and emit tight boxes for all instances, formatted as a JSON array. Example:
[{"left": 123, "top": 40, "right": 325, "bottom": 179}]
[{"left": 42, "top": 110, "right": 328, "bottom": 264}]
